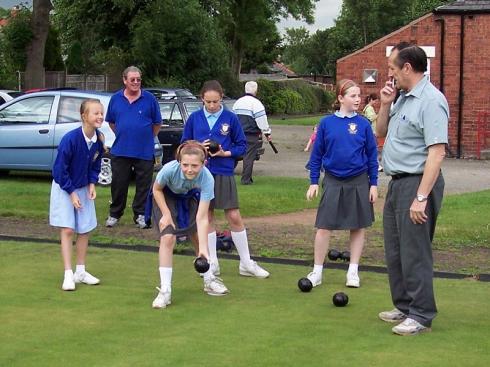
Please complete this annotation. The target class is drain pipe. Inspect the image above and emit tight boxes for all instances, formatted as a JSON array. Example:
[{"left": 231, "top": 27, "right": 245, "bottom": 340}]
[
  {"left": 457, "top": 14, "right": 465, "bottom": 158},
  {"left": 435, "top": 17, "right": 445, "bottom": 94}
]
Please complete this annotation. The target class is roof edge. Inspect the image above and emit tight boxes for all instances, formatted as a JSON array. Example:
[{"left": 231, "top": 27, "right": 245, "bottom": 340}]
[{"left": 337, "top": 13, "right": 433, "bottom": 63}]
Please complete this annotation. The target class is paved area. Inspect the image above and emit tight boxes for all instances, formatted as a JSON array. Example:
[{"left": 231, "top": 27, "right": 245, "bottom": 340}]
[{"left": 235, "top": 125, "right": 490, "bottom": 194}]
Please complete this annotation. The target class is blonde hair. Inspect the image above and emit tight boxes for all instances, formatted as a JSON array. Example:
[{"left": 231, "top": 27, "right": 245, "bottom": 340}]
[
  {"left": 175, "top": 140, "right": 207, "bottom": 162},
  {"left": 333, "top": 79, "right": 358, "bottom": 110},
  {"left": 80, "top": 98, "right": 102, "bottom": 116}
]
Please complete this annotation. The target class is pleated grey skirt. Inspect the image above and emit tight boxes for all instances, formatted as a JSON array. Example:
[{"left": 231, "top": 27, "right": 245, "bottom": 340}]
[
  {"left": 212, "top": 175, "right": 239, "bottom": 210},
  {"left": 152, "top": 193, "right": 199, "bottom": 237},
  {"left": 315, "top": 172, "right": 374, "bottom": 230}
]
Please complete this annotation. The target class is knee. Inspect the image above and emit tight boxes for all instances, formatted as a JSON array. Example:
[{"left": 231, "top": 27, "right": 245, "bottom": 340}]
[
  {"left": 61, "top": 228, "right": 75, "bottom": 237},
  {"left": 226, "top": 209, "right": 243, "bottom": 227},
  {"left": 159, "top": 235, "right": 176, "bottom": 250}
]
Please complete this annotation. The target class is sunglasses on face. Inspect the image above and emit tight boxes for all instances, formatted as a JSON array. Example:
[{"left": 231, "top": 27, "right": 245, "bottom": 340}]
[{"left": 127, "top": 77, "right": 142, "bottom": 83}]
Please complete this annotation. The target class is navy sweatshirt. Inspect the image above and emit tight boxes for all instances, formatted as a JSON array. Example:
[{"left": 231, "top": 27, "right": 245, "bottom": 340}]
[
  {"left": 309, "top": 114, "right": 378, "bottom": 186},
  {"left": 52, "top": 127, "right": 104, "bottom": 194},
  {"left": 181, "top": 108, "right": 246, "bottom": 176}
]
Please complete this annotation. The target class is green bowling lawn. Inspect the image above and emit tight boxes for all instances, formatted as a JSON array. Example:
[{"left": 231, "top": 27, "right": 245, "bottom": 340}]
[{"left": 1, "top": 241, "right": 488, "bottom": 367}]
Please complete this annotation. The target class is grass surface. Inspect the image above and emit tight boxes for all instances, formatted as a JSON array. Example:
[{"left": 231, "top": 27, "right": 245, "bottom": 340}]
[
  {"left": 0, "top": 174, "right": 319, "bottom": 221},
  {"left": 1, "top": 174, "right": 489, "bottom": 251},
  {"left": 269, "top": 115, "right": 323, "bottom": 126},
  {"left": 1, "top": 241, "right": 489, "bottom": 367}
]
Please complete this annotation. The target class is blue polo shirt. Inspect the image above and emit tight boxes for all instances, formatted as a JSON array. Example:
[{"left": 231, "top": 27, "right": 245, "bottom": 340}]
[
  {"left": 155, "top": 160, "right": 215, "bottom": 201},
  {"left": 106, "top": 90, "right": 162, "bottom": 160},
  {"left": 204, "top": 106, "right": 224, "bottom": 130}
]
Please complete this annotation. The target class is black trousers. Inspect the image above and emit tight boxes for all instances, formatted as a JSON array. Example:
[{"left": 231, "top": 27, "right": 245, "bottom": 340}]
[
  {"left": 241, "top": 133, "right": 262, "bottom": 184},
  {"left": 109, "top": 156, "right": 154, "bottom": 220},
  {"left": 383, "top": 173, "right": 444, "bottom": 327}
]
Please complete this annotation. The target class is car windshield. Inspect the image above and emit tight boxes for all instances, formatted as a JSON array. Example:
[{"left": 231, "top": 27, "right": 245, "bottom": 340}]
[
  {"left": 184, "top": 101, "right": 203, "bottom": 115},
  {"left": 175, "top": 90, "right": 195, "bottom": 98}
]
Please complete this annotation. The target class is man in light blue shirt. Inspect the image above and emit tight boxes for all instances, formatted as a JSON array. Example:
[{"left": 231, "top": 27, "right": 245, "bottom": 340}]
[{"left": 376, "top": 43, "right": 449, "bottom": 336}]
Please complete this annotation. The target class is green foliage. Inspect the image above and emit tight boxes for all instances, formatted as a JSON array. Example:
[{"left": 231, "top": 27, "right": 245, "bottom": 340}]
[
  {"left": 1, "top": 7, "right": 32, "bottom": 72},
  {"left": 256, "top": 79, "right": 331, "bottom": 115},
  {"left": 0, "top": 7, "right": 9, "bottom": 17},
  {"left": 130, "top": 0, "right": 229, "bottom": 92},
  {"left": 43, "top": 26, "right": 64, "bottom": 71},
  {"left": 281, "top": 0, "right": 452, "bottom": 78},
  {"left": 65, "top": 41, "right": 83, "bottom": 73}
]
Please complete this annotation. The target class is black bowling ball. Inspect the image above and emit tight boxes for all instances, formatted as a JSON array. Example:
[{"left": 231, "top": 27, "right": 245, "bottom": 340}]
[
  {"left": 298, "top": 277, "right": 313, "bottom": 292},
  {"left": 208, "top": 140, "right": 220, "bottom": 154},
  {"left": 327, "top": 249, "right": 341, "bottom": 261},
  {"left": 193, "top": 256, "right": 210, "bottom": 273},
  {"left": 332, "top": 292, "right": 349, "bottom": 307}
]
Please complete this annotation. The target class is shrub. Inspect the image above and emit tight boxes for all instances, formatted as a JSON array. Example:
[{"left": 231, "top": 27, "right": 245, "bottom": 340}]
[{"left": 255, "top": 78, "right": 331, "bottom": 115}]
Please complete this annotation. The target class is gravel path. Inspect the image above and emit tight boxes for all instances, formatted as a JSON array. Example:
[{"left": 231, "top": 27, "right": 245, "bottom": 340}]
[{"left": 235, "top": 125, "right": 490, "bottom": 194}]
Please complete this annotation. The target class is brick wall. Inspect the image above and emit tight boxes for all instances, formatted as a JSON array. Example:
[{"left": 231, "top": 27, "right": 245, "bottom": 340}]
[{"left": 336, "top": 12, "right": 490, "bottom": 158}]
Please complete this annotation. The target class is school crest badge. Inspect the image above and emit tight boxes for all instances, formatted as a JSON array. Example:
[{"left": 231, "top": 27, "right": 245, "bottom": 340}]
[
  {"left": 220, "top": 123, "right": 230, "bottom": 135},
  {"left": 348, "top": 123, "right": 358, "bottom": 134}
]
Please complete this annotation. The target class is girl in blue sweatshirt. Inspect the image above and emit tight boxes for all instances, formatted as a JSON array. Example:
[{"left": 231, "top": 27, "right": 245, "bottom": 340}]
[
  {"left": 49, "top": 99, "right": 105, "bottom": 291},
  {"left": 305, "top": 79, "right": 378, "bottom": 289},
  {"left": 182, "top": 80, "right": 269, "bottom": 283}
]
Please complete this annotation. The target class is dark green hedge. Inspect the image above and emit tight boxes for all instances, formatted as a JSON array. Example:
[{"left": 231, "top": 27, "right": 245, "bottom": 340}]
[{"left": 253, "top": 79, "right": 334, "bottom": 115}]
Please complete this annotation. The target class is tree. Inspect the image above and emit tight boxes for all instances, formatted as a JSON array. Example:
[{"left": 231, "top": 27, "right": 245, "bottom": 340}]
[
  {"left": 24, "top": 0, "right": 52, "bottom": 89},
  {"left": 203, "top": 0, "right": 317, "bottom": 77},
  {"left": 43, "top": 26, "right": 64, "bottom": 71},
  {"left": 0, "top": 6, "right": 32, "bottom": 88}
]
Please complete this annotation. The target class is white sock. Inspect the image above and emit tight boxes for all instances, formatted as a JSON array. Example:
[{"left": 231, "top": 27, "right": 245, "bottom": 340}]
[
  {"left": 348, "top": 263, "right": 359, "bottom": 274},
  {"left": 75, "top": 265, "right": 85, "bottom": 274},
  {"left": 208, "top": 232, "right": 218, "bottom": 264},
  {"left": 313, "top": 264, "right": 324, "bottom": 274},
  {"left": 159, "top": 267, "right": 172, "bottom": 292},
  {"left": 231, "top": 229, "right": 251, "bottom": 265},
  {"left": 203, "top": 269, "right": 214, "bottom": 282},
  {"left": 64, "top": 269, "right": 73, "bottom": 279}
]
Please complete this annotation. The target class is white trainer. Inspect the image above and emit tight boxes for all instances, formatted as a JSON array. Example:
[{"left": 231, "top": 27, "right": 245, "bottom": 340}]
[
  {"left": 346, "top": 271, "right": 360, "bottom": 288},
  {"left": 392, "top": 318, "right": 431, "bottom": 336},
  {"left": 203, "top": 276, "right": 229, "bottom": 296},
  {"left": 152, "top": 287, "right": 171, "bottom": 309},
  {"left": 306, "top": 271, "right": 322, "bottom": 287},
  {"left": 134, "top": 215, "right": 148, "bottom": 229},
  {"left": 378, "top": 308, "right": 407, "bottom": 323},
  {"left": 239, "top": 260, "right": 270, "bottom": 278},
  {"left": 199, "top": 261, "right": 221, "bottom": 278},
  {"left": 74, "top": 271, "right": 100, "bottom": 285},
  {"left": 105, "top": 216, "right": 118, "bottom": 227},
  {"left": 62, "top": 276, "right": 75, "bottom": 291}
]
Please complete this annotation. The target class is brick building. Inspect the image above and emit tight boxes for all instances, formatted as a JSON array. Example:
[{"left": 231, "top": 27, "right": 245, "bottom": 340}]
[{"left": 336, "top": 0, "right": 490, "bottom": 158}]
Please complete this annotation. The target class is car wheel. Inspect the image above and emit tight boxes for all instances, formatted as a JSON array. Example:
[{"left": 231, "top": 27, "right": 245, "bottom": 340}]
[{"left": 98, "top": 155, "right": 112, "bottom": 186}]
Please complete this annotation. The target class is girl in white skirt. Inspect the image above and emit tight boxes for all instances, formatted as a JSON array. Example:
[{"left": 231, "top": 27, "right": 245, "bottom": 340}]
[
  {"left": 50, "top": 99, "right": 105, "bottom": 291},
  {"left": 305, "top": 79, "right": 378, "bottom": 288}
]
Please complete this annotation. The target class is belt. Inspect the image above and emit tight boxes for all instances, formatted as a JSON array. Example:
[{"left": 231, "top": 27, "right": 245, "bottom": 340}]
[{"left": 391, "top": 173, "right": 423, "bottom": 180}]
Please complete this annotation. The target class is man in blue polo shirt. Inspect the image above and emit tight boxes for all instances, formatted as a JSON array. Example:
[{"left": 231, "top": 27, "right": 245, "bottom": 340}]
[{"left": 105, "top": 66, "right": 162, "bottom": 228}]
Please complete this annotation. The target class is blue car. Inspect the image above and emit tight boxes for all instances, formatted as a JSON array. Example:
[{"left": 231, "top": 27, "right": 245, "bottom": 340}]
[{"left": 0, "top": 90, "right": 163, "bottom": 186}]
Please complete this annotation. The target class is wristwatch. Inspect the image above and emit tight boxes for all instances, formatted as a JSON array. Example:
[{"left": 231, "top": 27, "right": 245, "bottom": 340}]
[{"left": 416, "top": 194, "right": 428, "bottom": 202}]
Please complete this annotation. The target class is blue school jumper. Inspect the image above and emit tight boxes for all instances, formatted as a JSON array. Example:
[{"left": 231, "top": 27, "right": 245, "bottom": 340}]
[
  {"left": 181, "top": 108, "right": 246, "bottom": 176},
  {"left": 309, "top": 114, "right": 378, "bottom": 186},
  {"left": 105, "top": 90, "right": 162, "bottom": 161},
  {"left": 52, "top": 127, "right": 104, "bottom": 194}
]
